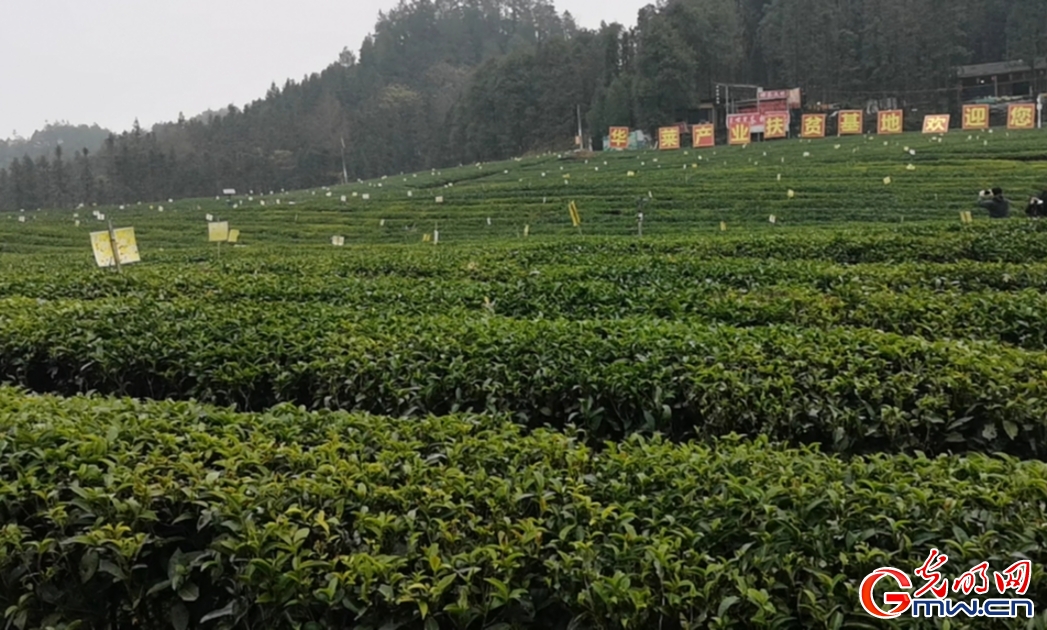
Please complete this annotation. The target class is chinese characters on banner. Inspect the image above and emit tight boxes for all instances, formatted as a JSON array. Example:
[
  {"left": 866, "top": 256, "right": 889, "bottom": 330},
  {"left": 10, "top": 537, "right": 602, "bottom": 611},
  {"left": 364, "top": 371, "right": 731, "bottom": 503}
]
[
  {"left": 763, "top": 112, "right": 788, "bottom": 139},
  {"left": 962, "top": 105, "right": 989, "bottom": 130},
  {"left": 923, "top": 114, "right": 950, "bottom": 134},
  {"left": 608, "top": 127, "right": 630, "bottom": 150},
  {"left": 801, "top": 114, "right": 826, "bottom": 139},
  {"left": 758, "top": 88, "right": 802, "bottom": 109},
  {"left": 1008, "top": 103, "right": 1036, "bottom": 130},
  {"left": 878, "top": 110, "right": 904, "bottom": 134},
  {"left": 692, "top": 124, "right": 715, "bottom": 148},
  {"left": 838, "top": 110, "right": 863, "bottom": 135},
  {"left": 727, "top": 115, "right": 751, "bottom": 145},
  {"left": 659, "top": 126, "right": 681, "bottom": 150}
]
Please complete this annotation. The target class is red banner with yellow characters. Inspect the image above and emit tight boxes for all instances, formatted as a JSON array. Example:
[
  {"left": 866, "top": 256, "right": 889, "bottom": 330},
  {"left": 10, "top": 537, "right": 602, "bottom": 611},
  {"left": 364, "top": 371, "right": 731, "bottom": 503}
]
[
  {"left": 763, "top": 112, "right": 788, "bottom": 139},
  {"left": 1008, "top": 103, "right": 1036, "bottom": 130},
  {"left": 801, "top": 114, "right": 826, "bottom": 139},
  {"left": 838, "top": 110, "right": 863, "bottom": 135},
  {"left": 608, "top": 127, "right": 629, "bottom": 150},
  {"left": 922, "top": 114, "right": 950, "bottom": 134},
  {"left": 692, "top": 124, "right": 715, "bottom": 148},
  {"left": 726, "top": 116, "right": 751, "bottom": 145},
  {"left": 877, "top": 110, "right": 904, "bottom": 135},
  {"left": 659, "top": 126, "right": 681, "bottom": 150},
  {"left": 962, "top": 105, "right": 989, "bottom": 130}
]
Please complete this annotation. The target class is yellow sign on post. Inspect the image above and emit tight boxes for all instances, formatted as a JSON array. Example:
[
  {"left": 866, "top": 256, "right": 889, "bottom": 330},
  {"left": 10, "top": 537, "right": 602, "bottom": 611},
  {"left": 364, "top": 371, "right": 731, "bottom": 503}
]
[
  {"left": 801, "top": 114, "right": 826, "bottom": 139},
  {"left": 922, "top": 114, "right": 951, "bottom": 134},
  {"left": 1008, "top": 104, "right": 1036, "bottom": 130},
  {"left": 877, "top": 110, "right": 904, "bottom": 135},
  {"left": 838, "top": 110, "right": 864, "bottom": 135},
  {"left": 764, "top": 113, "right": 788, "bottom": 139},
  {"left": 90, "top": 227, "right": 140, "bottom": 268},
  {"left": 658, "top": 126, "right": 681, "bottom": 150},
  {"left": 208, "top": 221, "right": 230, "bottom": 242},
  {"left": 569, "top": 201, "right": 581, "bottom": 228},
  {"left": 962, "top": 104, "right": 989, "bottom": 130}
]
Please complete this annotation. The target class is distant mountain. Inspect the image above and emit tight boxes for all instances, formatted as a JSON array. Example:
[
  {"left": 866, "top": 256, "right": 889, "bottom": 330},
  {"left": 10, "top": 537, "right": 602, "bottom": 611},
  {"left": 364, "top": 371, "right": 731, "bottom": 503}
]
[
  {"left": 0, "top": 123, "right": 112, "bottom": 168},
  {"left": 2, "top": 0, "right": 1042, "bottom": 211}
]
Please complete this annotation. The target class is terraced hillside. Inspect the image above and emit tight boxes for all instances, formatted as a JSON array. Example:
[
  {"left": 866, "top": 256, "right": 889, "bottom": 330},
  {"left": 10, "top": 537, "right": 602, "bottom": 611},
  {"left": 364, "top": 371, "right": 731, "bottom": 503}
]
[{"left": 2, "top": 131, "right": 1047, "bottom": 629}]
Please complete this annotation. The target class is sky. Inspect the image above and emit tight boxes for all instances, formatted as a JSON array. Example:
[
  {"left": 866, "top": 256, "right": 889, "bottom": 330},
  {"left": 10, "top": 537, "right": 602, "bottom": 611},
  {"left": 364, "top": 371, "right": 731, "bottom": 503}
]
[{"left": 0, "top": 0, "right": 645, "bottom": 140}]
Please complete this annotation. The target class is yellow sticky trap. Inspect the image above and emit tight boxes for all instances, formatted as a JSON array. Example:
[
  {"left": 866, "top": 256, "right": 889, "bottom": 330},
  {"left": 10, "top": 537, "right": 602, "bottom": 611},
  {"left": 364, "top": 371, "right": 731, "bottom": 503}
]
[
  {"left": 91, "top": 227, "right": 140, "bottom": 267},
  {"left": 523, "top": 224, "right": 530, "bottom": 237},
  {"left": 787, "top": 189, "right": 795, "bottom": 199},
  {"left": 208, "top": 222, "right": 229, "bottom": 242},
  {"left": 627, "top": 171, "right": 635, "bottom": 177},
  {"left": 91, "top": 231, "right": 115, "bottom": 266},
  {"left": 569, "top": 201, "right": 581, "bottom": 227},
  {"left": 883, "top": 176, "right": 892, "bottom": 185},
  {"left": 769, "top": 215, "right": 777, "bottom": 224},
  {"left": 720, "top": 221, "right": 727, "bottom": 232},
  {"left": 906, "top": 164, "right": 916, "bottom": 171},
  {"left": 227, "top": 229, "right": 240, "bottom": 244}
]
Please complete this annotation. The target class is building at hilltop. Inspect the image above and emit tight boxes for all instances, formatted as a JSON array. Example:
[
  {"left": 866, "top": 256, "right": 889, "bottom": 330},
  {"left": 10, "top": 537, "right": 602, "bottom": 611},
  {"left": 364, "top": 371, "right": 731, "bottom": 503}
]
[{"left": 956, "top": 58, "right": 1047, "bottom": 101}]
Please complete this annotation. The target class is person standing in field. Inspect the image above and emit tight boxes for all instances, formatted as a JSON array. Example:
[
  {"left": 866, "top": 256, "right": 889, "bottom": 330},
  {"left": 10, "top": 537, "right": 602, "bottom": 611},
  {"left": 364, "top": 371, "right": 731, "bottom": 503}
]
[
  {"left": 1025, "top": 191, "right": 1046, "bottom": 218},
  {"left": 977, "top": 187, "right": 1010, "bottom": 219}
]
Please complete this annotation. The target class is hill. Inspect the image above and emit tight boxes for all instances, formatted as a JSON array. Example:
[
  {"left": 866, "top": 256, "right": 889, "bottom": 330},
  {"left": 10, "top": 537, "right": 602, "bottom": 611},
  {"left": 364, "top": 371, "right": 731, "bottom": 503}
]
[
  {"left": 3, "top": 129, "right": 1047, "bottom": 629},
  {"left": 0, "top": 122, "right": 112, "bottom": 168},
  {"left": 3, "top": 128, "right": 1046, "bottom": 251},
  {"left": 2, "top": 0, "right": 1044, "bottom": 210}
]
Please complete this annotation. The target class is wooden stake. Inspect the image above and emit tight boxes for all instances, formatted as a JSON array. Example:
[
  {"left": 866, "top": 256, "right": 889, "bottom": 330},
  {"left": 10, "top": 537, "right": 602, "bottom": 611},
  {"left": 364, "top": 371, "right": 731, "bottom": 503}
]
[{"left": 107, "top": 219, "right": 122, "bottom": 274}]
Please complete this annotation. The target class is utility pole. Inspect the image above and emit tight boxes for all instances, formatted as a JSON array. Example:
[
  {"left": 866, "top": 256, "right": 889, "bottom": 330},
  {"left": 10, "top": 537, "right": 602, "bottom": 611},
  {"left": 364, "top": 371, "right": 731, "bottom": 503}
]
[
  {"left": 340, "top": 136, "right": 349, "bottom": 185},
  {"left": 576, "top": 105, "right": 585, "bottom": 150}
]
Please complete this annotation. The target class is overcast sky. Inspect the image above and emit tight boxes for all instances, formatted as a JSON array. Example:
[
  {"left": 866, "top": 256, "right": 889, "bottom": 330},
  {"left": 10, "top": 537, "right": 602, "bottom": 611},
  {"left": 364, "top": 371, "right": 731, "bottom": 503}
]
[{"left": 0, "top": 0, "right": 645, "bottom": 140}]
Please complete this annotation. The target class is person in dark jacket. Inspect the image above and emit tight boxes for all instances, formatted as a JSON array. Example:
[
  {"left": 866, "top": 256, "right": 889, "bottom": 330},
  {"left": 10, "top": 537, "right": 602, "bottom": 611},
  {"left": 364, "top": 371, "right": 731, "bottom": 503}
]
[
  {"left": 977, "top": 187, "right": 1010, "bottom": 219},
  {"left": 1025, "top": 191, "right": 1047, "bottom": 218}
]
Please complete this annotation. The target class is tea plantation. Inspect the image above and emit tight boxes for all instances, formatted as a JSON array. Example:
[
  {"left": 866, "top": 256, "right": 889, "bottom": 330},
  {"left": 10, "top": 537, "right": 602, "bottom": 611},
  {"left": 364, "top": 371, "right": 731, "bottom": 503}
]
[{"left": 2, "top": 130, "right": 1047, "bottom": 629}]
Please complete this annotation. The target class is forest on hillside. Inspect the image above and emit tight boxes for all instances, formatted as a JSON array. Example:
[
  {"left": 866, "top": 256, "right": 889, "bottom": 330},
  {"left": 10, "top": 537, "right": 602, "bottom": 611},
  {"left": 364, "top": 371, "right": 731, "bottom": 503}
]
[
  {"left": 0, "top": 124, "right": 111, "bottom": 170},
  {"left": 1, "top": 0, "right": 1044, "bottom": 211}
]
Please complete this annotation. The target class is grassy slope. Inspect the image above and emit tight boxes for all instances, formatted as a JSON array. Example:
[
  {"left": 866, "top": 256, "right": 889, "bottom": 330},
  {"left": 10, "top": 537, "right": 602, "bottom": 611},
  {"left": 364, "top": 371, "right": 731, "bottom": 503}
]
[
  {"left": 2, "top": 129, "right": 1047, "bottom": 254},
  {"left": 4, "top": 131, "right": 1047, "bottom": 628}
]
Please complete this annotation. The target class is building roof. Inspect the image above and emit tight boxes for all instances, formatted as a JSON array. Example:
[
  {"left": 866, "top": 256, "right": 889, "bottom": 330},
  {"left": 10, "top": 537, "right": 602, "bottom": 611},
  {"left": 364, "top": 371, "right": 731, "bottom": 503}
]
[{"left": 956, "top": 58, "right": 1047, "bottom": 78}]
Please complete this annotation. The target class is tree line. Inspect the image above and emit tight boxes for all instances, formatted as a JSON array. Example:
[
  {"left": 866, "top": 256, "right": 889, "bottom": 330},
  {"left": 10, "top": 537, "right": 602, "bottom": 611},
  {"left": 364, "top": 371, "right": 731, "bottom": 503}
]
[{"left": 1, "top": 0, "right": 1044, "bottom": 210}]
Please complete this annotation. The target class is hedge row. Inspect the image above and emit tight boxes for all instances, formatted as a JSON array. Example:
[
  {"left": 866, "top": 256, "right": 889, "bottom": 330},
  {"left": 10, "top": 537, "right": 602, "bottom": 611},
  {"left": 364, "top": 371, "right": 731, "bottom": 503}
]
[
  {"left": 7, "top": 250, "right": 1047, "bottom": 312},
  {"left": 2, "top": 387, "right": 1045, "bottom": 629},
  {"left": 3, "top": 299, "right": 1047, "bottom": 456}
]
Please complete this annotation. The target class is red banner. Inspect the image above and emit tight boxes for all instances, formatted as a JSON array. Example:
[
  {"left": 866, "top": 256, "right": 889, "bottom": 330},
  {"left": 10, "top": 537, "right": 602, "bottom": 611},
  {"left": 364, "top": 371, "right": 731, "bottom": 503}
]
[
  {"left": 962, "top": 105, "right": 989, "bottom": 130},
  {"left": 838, "top": 110, "right": 863, "bottom": 136},
  {"left": 727, "top": 113, "right": 766, "bottom": 127},
  {"left": 763, "top": 112, "right": 788, "bottom": 139},
  {"left": 727, "top": 115, "right": 751, "bottom": 145},
  {"left": 877, "top": 110, "right": 904, "bottom": 135},
  {"left": 922, "top": 114, "right": 950, "bottom": 134},
  {"left": 1008, "top": 104, "right": 1036, "bottom": 130},
  {"left": 801, "top": 114, "right": 826, "bottom": 139},
  {"left": 758, "top": 88, "right": 802, "bottom": 108},
  {"left": 692, "top": 124, "right": 715, "bottom": 148},
  {"left": 659, "top": 126, "right": 681, "bottom": 150}
]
